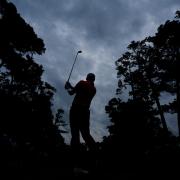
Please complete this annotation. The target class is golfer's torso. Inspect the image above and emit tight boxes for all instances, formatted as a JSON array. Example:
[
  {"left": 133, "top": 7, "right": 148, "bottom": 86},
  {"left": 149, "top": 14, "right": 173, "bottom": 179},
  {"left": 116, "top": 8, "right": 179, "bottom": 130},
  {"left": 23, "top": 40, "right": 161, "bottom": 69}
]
[{"left": 72, "top": 80, "right": 96, "bottom": 108}]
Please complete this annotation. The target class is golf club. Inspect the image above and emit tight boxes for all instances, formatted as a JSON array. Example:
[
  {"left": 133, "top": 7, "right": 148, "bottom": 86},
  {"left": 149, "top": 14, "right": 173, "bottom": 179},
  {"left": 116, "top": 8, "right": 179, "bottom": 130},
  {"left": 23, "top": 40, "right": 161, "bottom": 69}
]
[{"left": 67, "top": 50, "right": 82, "bottom": 82}]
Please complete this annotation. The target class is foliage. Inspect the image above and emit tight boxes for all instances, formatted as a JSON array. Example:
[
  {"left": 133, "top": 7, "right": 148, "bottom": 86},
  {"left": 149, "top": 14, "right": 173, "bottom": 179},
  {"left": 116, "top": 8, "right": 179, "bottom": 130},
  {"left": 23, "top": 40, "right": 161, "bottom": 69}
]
[
  {"left": 102, "top": 10, "right": 180, "bottom": 177},
  {"left": 0, "top": 0, "right": 65, "bottom": 170}
]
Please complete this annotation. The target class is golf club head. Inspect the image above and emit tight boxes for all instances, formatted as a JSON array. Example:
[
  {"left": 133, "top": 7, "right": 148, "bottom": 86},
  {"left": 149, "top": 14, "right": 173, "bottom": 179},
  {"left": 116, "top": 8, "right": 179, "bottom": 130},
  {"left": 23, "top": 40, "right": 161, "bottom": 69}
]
[{"left": 78, "top": 50, "right": 82, "bottom": 53}]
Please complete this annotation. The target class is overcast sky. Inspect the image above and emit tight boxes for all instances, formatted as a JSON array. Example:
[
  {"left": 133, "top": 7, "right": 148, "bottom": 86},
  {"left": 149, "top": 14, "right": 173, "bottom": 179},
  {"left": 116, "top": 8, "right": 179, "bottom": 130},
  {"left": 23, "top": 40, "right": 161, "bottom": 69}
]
[{"left": 10, "top": 0, "right": 180, "bottom": 143}]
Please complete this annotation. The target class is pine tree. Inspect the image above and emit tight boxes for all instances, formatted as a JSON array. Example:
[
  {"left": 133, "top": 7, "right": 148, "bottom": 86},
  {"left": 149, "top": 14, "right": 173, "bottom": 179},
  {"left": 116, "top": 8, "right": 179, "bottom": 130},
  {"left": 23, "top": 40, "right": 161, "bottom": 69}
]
[
  {"left": 148, "top": 11, "right": 180, "bottom": 136},
  {"left": 0, "top": 0, "right": 65, "bottom": 168}
]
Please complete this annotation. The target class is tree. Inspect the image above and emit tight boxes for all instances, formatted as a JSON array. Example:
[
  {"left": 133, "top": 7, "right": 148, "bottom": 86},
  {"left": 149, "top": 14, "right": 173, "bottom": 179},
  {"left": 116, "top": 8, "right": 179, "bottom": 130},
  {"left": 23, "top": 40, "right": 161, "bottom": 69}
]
[
  {"left": 55, "top": 108, "right": 68, "bottom": 134},
  {"left": 0, "top": 0, "right": 65, "bottom": 166},
  {"left": 116, "top": 40, "right": 168, "bottom": 132},
  {"left": 148, "top": 11, "right": 180, "bottom": 136},
  {"left": 102, "top": 10, "right": 180, "bottom": 177}
]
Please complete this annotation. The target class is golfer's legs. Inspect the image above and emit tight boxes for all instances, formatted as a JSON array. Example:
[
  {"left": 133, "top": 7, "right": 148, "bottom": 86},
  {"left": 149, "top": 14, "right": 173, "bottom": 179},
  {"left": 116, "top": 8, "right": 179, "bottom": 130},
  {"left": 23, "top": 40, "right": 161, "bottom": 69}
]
[
  {"left": 80, "top": 110, "right": 96, "bottom": 151},
  {"left": 70, "top": 108, "right": 80, "bottom": 148}
]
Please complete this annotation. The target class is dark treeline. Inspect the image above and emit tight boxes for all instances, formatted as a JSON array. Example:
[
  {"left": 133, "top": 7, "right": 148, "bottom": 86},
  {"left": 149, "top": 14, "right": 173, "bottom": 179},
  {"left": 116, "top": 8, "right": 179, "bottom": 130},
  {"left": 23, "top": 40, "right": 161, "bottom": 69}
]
[
  {"left": 0, "top": 0, "right": 69, "bottom": 178},
  {"left": 1, "top": 0, "right": 180, "bottom": 178},
  {"left": 101, "top": 10, "right": 180, "bottom": 178}
]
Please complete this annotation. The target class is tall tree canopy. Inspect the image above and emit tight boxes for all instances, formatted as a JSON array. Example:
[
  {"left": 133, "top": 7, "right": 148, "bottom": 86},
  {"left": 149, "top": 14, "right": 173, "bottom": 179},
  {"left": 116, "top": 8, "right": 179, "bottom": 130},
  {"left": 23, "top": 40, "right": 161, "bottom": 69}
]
[
  {"left": 102, "top": 10, "right": 180, "bottom": 177},
  {"left": 147, "top": 11, "right": 180, "bottom": 135},
  {"left": 0, "top": 0, "right": 65, "bottom": 165}
]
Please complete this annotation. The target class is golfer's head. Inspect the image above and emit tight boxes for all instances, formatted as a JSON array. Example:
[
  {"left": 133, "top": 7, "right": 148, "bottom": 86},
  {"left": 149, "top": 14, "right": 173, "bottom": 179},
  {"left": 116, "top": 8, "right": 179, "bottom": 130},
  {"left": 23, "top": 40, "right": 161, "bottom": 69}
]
[{"left": 86, "top": 73, "right": 95, "bottom": 82}]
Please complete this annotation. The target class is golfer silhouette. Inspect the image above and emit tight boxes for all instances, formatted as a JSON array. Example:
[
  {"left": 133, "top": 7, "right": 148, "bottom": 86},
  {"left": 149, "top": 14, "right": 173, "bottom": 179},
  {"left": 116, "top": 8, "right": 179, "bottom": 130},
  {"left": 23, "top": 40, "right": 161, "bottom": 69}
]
[{"left": 65, "top": 73, "right": 97, "bottom": 152}]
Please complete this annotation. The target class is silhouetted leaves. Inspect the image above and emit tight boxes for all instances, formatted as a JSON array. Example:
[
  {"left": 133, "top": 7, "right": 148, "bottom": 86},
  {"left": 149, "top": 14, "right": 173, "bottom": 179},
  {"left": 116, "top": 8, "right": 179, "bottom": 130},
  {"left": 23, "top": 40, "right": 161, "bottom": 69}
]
[
  {"left": 0, "top": 0, "right": 66, "bottom": 174},
  {"left": 102, "top": 10, "right": 180, "bottom": 178}
]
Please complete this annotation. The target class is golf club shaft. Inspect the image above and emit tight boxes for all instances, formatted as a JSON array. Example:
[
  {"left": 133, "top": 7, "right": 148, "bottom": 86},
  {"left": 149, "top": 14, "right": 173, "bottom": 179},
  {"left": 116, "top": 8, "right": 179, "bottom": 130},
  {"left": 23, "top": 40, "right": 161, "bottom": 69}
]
[{"left": 67, "top": 52, "right": 79, "bottom": 82}]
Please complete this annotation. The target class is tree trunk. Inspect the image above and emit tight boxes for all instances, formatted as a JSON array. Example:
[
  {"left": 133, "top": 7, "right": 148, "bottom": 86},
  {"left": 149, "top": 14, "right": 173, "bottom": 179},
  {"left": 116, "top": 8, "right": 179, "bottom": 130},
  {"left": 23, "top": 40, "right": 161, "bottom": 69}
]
[
  {"left": 177, "top": 78, "right": 180, "bottom": 136},
  {"left": 154, "top": 93, "right": 168, "bottom": 132},
  {"left": 175, "top": 48, "right": 180, "bottom": 137},
  {"left": 149, "top": 78, "right": 168, "bottom": 133}
]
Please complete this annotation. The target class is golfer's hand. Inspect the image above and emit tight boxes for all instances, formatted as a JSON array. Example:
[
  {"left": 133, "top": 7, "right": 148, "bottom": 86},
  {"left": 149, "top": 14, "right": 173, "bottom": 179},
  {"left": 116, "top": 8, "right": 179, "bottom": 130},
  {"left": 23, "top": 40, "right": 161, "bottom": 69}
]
[{"left": 65, "top": 81, "right": 71, "bottom": 90}]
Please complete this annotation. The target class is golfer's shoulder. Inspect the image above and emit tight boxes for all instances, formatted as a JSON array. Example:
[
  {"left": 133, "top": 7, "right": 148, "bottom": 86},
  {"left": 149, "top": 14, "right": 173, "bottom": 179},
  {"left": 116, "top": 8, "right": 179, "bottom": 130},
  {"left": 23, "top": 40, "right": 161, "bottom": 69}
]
[
  {"left": 77, "top": 80, "right": 86, "bottom": 85},
  {"left": 75, "top": 80, "right": 85, "bottom": 87},
  {"left": 77, "top": 80, "right": 96, "bottom": 90}
]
